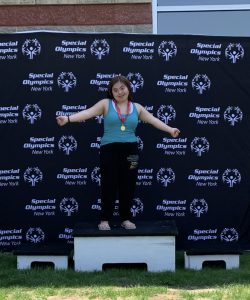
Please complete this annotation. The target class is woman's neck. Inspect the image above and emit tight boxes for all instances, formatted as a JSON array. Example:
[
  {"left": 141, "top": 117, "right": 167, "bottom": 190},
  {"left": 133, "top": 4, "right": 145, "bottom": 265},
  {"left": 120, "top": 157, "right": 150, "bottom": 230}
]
[
  {"left": 113, "top": 99, "right": 130, "bottom": 114},
  {"left": 114, "top": 99, "right": 129, "bottom": 106}
]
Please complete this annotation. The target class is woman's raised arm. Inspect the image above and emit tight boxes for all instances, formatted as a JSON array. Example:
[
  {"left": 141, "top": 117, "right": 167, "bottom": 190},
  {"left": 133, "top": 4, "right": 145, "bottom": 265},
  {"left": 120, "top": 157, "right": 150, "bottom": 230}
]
[
  {"left": 56, "top": 99, "right": 108, "bottom": 126},
  {"left": 136, "top": 103, "right": 180, "bottom": 138}
]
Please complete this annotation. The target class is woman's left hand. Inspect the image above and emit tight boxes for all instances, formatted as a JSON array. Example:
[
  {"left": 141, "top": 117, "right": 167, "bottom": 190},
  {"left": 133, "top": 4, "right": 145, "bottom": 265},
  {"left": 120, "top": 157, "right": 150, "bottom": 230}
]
[{"left": 170, "top": 128, "right": 180, "bottom": 138}]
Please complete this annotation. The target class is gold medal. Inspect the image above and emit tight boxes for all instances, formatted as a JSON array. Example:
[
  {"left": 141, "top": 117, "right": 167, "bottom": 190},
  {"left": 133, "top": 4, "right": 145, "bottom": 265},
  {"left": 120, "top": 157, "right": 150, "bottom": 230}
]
[{"left": 113, "top": 100, "right": 130, "bottom": 133}]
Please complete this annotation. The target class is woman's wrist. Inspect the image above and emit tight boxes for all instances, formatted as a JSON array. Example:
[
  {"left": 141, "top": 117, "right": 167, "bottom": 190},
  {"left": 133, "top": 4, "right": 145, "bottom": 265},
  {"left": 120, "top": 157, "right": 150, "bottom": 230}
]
[{"left": 67, "top": 115, "right": 71, "bottom": 123}]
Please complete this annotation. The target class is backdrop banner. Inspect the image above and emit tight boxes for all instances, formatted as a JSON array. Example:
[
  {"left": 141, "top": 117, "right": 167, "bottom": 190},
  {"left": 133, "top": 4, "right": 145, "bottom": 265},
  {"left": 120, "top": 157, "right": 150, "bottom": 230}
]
[{"left": 0, "top": 31, "right": 250, "bottom": 250}]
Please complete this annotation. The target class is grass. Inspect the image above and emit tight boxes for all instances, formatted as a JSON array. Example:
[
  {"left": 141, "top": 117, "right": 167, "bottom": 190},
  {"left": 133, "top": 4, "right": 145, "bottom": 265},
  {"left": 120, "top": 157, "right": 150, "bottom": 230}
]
[{"left": 0, "top": 251, "right": 250, "bottom": 299}]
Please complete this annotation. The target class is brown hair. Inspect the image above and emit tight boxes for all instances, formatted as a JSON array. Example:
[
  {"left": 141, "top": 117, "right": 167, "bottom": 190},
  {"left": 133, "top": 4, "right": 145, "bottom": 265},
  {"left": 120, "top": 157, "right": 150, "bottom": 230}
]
[{"left": 107, "top": 75, "right": 132, "bottom": 101}]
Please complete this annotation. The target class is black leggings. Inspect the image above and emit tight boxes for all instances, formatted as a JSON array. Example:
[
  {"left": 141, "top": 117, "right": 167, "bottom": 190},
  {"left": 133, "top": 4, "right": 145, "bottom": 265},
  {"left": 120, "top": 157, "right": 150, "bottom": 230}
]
[{"left": 100, "top": 142, "right": 139, "bottom": 221}]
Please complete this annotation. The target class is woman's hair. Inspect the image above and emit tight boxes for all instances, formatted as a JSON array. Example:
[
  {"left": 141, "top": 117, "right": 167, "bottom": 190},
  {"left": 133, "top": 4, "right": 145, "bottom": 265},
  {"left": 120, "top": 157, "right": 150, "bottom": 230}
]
[{"left": 107, "top": 75, "right": 132, "bottom": 101}]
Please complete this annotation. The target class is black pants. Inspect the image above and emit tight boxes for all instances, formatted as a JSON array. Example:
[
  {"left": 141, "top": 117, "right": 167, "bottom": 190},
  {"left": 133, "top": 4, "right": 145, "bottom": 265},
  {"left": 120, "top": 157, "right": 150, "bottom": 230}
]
[{"left": 100, "top": 142, "right": 139, "bottom": 221}]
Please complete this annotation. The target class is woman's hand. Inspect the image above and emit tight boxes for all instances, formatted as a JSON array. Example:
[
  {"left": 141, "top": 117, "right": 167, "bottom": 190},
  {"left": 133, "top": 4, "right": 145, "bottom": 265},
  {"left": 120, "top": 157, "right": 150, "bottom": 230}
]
[
  {"left": 56, "top": 116, "right": 68, "bottom": 126},
  {"left": 170, "top": 128, "right": 180, "bottom": 138}
]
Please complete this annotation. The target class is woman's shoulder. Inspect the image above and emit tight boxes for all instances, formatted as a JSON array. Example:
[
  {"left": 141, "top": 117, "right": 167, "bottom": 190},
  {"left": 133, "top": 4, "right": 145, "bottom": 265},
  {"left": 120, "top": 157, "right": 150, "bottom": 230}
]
[
  {"left": 133, "top": 102, "right": 143, "bottom": 113},
  {"left": 98, "top": 98, "right": 110, "bottom": 115},
  {"left": 98, "top": 98, "right": 110, "bottom": 104},
  {"left": 97, "top": 98, "right": 110, "bottom": 107}
]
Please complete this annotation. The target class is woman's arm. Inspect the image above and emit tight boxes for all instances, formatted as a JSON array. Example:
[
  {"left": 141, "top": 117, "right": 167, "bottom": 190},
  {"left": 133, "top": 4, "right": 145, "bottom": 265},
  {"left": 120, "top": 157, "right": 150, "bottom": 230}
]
[
  {"left": 56, "top": 99, "right": 108, "bottom": 126},
  {"left": 136, "top": 103, "right": 180, "bottom": 138}
]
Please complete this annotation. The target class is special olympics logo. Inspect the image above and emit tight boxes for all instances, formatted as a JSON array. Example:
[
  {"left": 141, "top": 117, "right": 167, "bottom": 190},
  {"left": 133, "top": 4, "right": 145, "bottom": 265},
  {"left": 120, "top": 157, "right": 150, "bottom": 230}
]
[
  {"left": 224, "top": 106, "right": 243, "bottom": 126},
  {"left": 190, "top": 137, "right": 210, "bottom": 157},
  {"left": 22, "top": 104, "right": 42, "bottom": 124},
  {"left": 157, "top": 105, "right": 176, "bottom": 124},
  {"left": 126, "top": 72, "right": 144, "bottom": 93},
  {"left": 91, "top": 167, "right": 101, "bottom": 186},
  {"left": 26, "top": 227, "right": 45, "bottom": 243},
  {"left": 57, "top": 72, "right": 77, "bottom": 92},
  {"left": 95, "top": 115, "right": 104, "bottom": 124},
  {"left": 22, "top": 38, "right": 41, "bottom": 59},
  {"left": 225, "top": 43, "right": 244, "bottom": 63},
  {"left": 137, "top": 136, "right": 144, "bottom": 151},
  {"left": 130, "top": 198, "right": 144, "bottom": 217},
  {"left": 222, "top": 169, "right": 241, "bottom": 188},
  {"left": 60, "top": 197, "right": 78, "bottom": 216},
  {"left": 90, "top": 39, "right": 110, "bottom": 60},
  {"left": 192, "top": 74, "right": 211, "bottom": 94},
  {"left": 220, "top": 228, "right": 239, "bottom": 242},
  {"left": 190, "top": 199, "right": 208, "bottom": 217},
  {"left": 58, "top": 135, "right": 77, "bottom": 155},
  {"left": 157, "top": 168, "right": 175, "bottom": 187},
  {"left": 24, "top": 167, "right": 43, "bottom": 187},
  {"left": 158, "top": 41, "right": 177, "bottom": 61}
]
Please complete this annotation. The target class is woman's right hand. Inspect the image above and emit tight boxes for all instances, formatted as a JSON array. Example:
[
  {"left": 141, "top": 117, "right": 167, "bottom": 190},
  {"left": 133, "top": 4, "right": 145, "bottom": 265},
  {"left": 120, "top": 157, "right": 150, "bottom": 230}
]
[{"left": 56, "top": 116, "right": 68, "bottom": 126}]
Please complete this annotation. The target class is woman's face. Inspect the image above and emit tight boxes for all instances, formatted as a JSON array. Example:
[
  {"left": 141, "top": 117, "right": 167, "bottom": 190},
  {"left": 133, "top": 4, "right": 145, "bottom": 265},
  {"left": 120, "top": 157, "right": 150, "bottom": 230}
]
[{"left": 111, "top": 81, "right": 129, "bottom": 102}]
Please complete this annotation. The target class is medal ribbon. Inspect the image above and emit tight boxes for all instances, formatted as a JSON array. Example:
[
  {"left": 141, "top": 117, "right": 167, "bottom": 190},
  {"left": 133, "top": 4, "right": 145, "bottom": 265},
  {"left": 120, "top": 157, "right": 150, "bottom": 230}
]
[{"left": 113, "top": 99, "right": 131, "bottom": 126}]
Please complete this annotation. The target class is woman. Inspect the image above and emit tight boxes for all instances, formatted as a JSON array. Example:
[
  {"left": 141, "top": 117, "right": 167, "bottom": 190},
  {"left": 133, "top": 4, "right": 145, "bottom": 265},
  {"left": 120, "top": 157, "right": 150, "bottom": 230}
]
[{"left": 56, "top": 75, "right": 180, "bottom": 230}]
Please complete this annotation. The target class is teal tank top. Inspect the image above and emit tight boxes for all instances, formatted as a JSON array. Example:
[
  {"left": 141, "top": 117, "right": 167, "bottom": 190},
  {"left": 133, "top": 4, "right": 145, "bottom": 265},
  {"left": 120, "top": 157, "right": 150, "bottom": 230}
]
[{"left": 101, "top": 99, "right": 139, "bottom": 146}]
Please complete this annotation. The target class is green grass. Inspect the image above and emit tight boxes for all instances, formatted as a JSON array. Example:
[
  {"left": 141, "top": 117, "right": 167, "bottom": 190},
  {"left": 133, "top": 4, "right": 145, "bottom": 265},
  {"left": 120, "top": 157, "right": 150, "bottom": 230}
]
[{"left": 0, "top": 251, "right": 250, "bottom": 299}]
